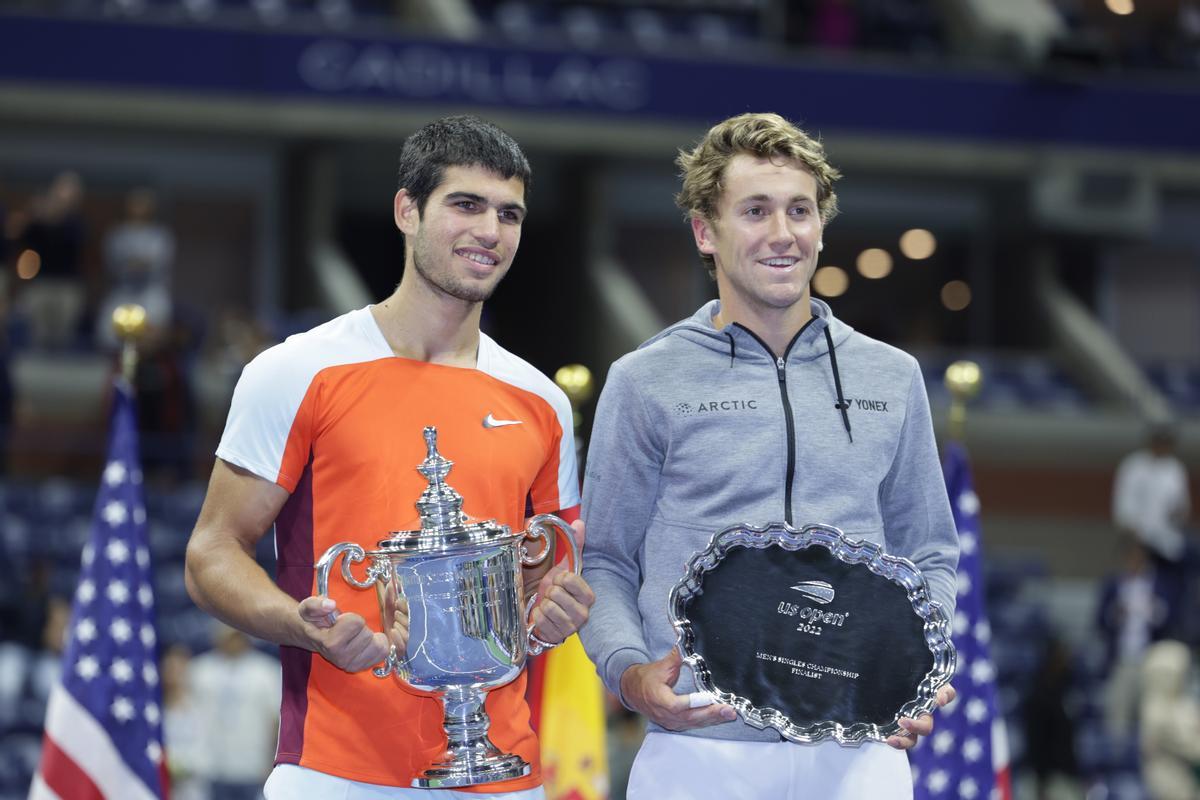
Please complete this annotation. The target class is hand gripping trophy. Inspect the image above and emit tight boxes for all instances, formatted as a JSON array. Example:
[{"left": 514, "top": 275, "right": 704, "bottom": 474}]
[{"left": 315, "top": 426, "right": 581, "bottom": 788}]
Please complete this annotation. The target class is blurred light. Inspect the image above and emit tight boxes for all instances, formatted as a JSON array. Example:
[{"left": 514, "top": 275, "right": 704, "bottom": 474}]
[
  {"left": 496, "top": 2, "right": 536, "bottom": 41},
  {"left": 16, "top": 249, "right": 41, "bottom": 280},
  {"left": 693, "top": 14, "right": 733, "bottom": 49},
  {"left": 252, "top": 0, "right": 288, "bottom": 25},
  {"left": 318, "top": 0, "right": 353, "bottom": 27},
  {"left": 1105, "top": 0, "right": 1134, "bottom": 14},
  {"left": 628, "top": 9, "right": 669, "bottom": 51},
  {"left": 856, "top": 248, "right": 893, "bottom": 279},
  {"left": 812, "top": 266, "right": 849, "bottom": 297},
  {"left": 109, "top": 0, "right": 147, "bottom": 16},
  {"left": 941, "top": 280, "right": 972, "bottom": 311},
  {"left": 899, "top": 229, "right": 937, "bottom": 260},
  {"left": 563, "top": 7, "right": 605, "bottom": 48},
  {"left": 181, "top": 0, "right": 217, "bottom": 20}
]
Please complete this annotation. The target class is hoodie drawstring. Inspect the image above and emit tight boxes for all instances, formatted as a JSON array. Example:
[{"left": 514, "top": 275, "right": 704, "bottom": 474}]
[
  {"left": 824, "top": 326, "right": 853, "bottom": 443},
  {"left": 725, "top": 331, "right": 736, "bottom": 368}
]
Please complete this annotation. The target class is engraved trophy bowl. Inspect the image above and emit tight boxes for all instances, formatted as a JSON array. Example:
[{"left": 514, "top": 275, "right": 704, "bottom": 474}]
[{"left": 315, "top": 426, "right": 581, "bottom": 789}]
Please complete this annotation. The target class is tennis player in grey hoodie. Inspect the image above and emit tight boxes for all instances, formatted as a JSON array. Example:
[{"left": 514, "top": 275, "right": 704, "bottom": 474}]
[{"left": 579, "top": 113, "right": 959, "bottom": 799}]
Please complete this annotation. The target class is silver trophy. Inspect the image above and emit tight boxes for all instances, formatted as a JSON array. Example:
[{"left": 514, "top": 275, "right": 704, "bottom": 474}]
[{"left": 315, "top": 426, "right": 581, "bottom": 788}]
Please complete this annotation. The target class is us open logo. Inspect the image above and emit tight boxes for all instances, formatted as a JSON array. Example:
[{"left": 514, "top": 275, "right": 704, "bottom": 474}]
[
  {"left": 777, "top": 581, "right": 850, "bottom": 636},
  {"left": 790, "top": 580, "right": 834, "bottom": 604}
]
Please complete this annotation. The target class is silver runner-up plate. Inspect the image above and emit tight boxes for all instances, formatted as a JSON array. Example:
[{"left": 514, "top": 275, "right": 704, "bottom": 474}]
[{"left": 669, "top": 522, "right": 956, "bottom": 746}]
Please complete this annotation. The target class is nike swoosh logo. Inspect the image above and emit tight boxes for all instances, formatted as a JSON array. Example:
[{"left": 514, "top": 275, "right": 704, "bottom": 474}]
[
  {"left": 482, "top": 414, "right": 523, "bottom": 429},
  {"left": 790, "top": 581, "right": 835, "bottom": 605}
]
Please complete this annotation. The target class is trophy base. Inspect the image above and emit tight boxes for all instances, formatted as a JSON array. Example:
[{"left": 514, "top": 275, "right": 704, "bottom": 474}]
[{"left": 413, "top": 753, "right": 531, "bottom": 789}]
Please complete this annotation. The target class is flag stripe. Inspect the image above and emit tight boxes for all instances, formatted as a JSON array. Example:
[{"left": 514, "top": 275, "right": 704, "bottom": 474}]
[
  {"left": 29, "top": 773, "right": 65, "bottom": 800},
  {"left": 911, "top": 441, "right": 1007, "bottom": 800},
  {"left": 41, "top": 685, "right": 158, "bottom": 800},
  {"left": 28, "top": 777, "right": 64, "bottom": 800},
  {"left": 35, "top": 735, "right": 104, "bottom": 800}
]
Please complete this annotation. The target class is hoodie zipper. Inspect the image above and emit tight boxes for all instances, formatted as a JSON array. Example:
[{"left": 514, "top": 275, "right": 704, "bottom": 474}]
[
  {"left": 731, "top": 321, "right": 815, "bottom": 526},
  {"left": 775, "top": 354, "right": 797, "bottom": 525}
]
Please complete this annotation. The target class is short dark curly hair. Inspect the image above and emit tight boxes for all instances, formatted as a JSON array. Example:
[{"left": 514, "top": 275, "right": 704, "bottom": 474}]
[{"left": 397, "top": 115, "right": 531, "bottom": 213}]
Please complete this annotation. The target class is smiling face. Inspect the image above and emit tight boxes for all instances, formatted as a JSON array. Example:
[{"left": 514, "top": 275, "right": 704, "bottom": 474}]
[
  {"left": 395, "top": 164, "right": 526, "bottom": 305},
  {"left": 692, "top": 153, "right": 823, "bottom": 325}
]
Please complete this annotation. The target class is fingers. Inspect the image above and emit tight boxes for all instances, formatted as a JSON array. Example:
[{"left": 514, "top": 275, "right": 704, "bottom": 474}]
[
  {"left": 619, "top": 653, "right": 739, "bottom": 732},
  {"left": 667, "top": 703, "right": 738, "bottom": 731},
  {"left": 298, "top": 596, "right": 338, "bottom": 628},
  {"left": 309, "top": 610, "right": 388, "bottom": 673},
  {"left": 888, "top": 713, "right": 933, "bottom": 750},
  {"left": 531, "top": 572, "right": 595, "bottom": 644},
  {"left": 333, "top": 621, "right": 388, "bottom": 672},
  {"left": 887, "top": 683, "right": 954, "bottom": 749},
  {"left": 886, "top": 729, "right": 918, "bottom": 750},
  {"left": 569, "top": 518, "right": 586, "bottom": 552},
  {"left": 660, "top": 647, "right": 682, "bottom": 688}
]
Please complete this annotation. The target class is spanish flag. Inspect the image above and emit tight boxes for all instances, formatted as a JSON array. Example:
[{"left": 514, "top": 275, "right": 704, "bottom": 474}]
[{"left": 529, "top": 635, "right": 609, "bottom": 800}]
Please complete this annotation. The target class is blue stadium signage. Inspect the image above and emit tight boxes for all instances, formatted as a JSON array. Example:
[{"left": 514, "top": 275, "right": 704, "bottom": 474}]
[
  {"left": 0, "top": 13, "right": 1197, "bottom": 152},
  {"left": 296, "top": 40, "right": 649, "bottom": 111}
]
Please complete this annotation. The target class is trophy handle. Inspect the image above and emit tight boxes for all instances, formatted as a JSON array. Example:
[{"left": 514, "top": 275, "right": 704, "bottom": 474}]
[
  {"left": 314, "top": 541, "right": 374, "bottom": 599},
  {"left": 314, "top": 542, "right": 397, "bottom": 677},
  {"left": 521, "top": 514, "right": 583, "bottom": 656},
  {"left": 520, "top": 513, "right": 582, "bottom": 574}
]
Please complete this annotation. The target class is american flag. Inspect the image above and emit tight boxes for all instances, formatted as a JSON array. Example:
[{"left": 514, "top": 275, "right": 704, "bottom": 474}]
[
  {"left": 910, "top": 441, "right": 1011, "bottom": 800},
  {"left": 29, "top": 379, "right": 168, "bottom": 800}
]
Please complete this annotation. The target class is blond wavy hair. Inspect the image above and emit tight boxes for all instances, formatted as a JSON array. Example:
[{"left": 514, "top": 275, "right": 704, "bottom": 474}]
[{"left": 676, "top": 113, "right": 841, "bottom": 277}]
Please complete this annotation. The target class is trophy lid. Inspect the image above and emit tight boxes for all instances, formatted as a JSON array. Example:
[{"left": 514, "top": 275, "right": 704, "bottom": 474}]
[{"left": 376, "top": 426, "right": 513, "bottom": 553}]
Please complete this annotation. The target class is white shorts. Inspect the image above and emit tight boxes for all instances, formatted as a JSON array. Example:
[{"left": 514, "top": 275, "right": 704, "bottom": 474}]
[
  {"left": 263, "top": 764, "right": 546, "bottom": 800},
  {"left": 627, "top": 731, "right": 912, "bottom": 800}
]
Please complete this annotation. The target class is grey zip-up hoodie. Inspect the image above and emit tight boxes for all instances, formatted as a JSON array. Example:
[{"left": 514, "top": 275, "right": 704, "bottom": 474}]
[{"left": 579, "top": 298, "right": 959, "bottom": 742}]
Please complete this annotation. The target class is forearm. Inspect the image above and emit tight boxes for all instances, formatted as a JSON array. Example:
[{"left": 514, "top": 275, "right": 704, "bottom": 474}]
[
  {"left": 882, "top": 367, "right": 959, "bottom": 614},
  {"left": 184, "top": 529, "right": 311, "bottom": 651},
  {"left": 579, "top": 562, "right": 652, "bottom": 696}
]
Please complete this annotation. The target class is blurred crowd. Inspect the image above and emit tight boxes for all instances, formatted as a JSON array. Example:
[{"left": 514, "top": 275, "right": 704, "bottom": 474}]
[
  {"left": 1010, "top": 423, "right": 1198, "bottom": 800},
  {"left": 0, "top": 601, "right": 280, "bottom": 800},
  {"left": 0, "top": 169, "right": 277, "bottom": 485}
]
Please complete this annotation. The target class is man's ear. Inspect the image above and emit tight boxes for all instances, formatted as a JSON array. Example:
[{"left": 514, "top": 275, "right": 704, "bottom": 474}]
[
  {"left": 691, "top": 215, "right": 717, "bottom": 256},
  {"left": 394, "top": 189, "right": 420, "bottom": 235}
]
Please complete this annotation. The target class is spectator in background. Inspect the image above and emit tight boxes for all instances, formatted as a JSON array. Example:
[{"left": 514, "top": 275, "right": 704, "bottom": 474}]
[
  {"left": 1113, "top": 421, "right": 1192, "bottom": 567},
  {"left": 1023, "top": 638, "right": 1080, "bottom": 800},
  {"left": 15, "top": 171, "right": 87, "bottom": 351},
  {"left": 1139, "top": 640, "right": 1200, "bottom": 800},
  {"left": 1096, "top": 535, "right": 1174, "bottom": 741},
  {"left": 162, "top": 643, "right": 207, "bottom": 800},
  {"left": 135, "top": 317, "right": 199, "bottom": 485},
  {"left": 188, "top": 624, "right": 280, "bottom": 800},
  {"left": 97, "top": 187, "right": 175, "bottom": 351},
  {"left": 0, "top": 596, "right": 68, "bottom": 736}
]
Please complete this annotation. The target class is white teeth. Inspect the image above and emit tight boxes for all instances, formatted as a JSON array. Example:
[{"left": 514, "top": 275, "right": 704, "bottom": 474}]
[
  {"left": 762, "top": 258, "right": 796, "bottom": 266},
  {"left": 460, "top": 251, "right": 497, "bottom": 266}
]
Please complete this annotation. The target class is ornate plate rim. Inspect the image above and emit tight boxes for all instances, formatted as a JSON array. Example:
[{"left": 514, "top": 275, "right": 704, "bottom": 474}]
[{"left": 668, "top": 521, "right": 957, "bottom": 746}]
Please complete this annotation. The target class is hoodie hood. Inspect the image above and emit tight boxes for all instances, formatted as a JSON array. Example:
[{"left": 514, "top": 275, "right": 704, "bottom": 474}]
[
  {"left": 642, "top": 298, "right": 857, "bottom": 442},
  {"left": 640, "top": 298, "right": 856, "bottom": 364}
]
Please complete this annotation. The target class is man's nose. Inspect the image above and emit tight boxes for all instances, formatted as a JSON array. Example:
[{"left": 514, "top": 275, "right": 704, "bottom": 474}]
[
  {"left": 474, "top": 212, "right": 501, "bottom": 247},
  {"left": 767, "top": 211, "right": 792, "bottom": 249}
]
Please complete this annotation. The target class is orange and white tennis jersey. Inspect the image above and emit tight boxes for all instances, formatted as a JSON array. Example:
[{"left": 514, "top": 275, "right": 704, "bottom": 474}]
[{"left": 216, "top": 307, "right": 580, "bottom": 792}]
